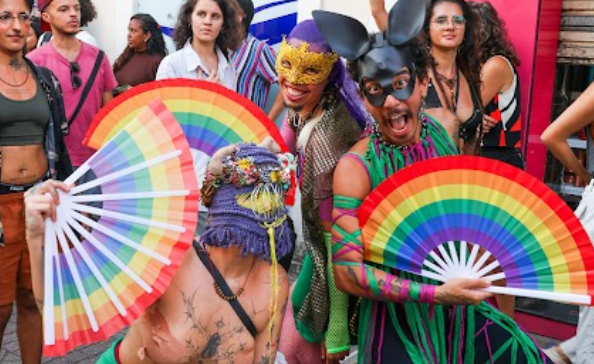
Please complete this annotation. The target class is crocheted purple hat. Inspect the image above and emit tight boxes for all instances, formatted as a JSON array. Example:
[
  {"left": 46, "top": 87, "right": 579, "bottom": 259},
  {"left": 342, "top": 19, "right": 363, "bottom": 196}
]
[{"left": 200, "top": 143, "right": 294, "bottom": 262}]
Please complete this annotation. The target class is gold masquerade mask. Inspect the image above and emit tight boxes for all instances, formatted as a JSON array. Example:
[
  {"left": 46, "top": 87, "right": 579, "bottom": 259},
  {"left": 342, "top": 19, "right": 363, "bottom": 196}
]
[{"left": 276, "top": 38, "right": 339, "bottom": 85}]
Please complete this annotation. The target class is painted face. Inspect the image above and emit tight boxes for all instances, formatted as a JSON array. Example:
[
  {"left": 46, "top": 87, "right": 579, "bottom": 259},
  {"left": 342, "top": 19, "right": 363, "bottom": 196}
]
[
  {"left": 191, "top": 0, "right": 223, "bottom": 45},
  {"left": 358, "top": 37, "right": 417, "bottom": 107},
  {"left": 127, "top": 19, "right": 148, "bottom": 50},
  {"left": 364, "top": 69, "right": 428, "bottom": 147},
  {"left": 276, "top": 38, "right": 338, "bottom": 85},
  {"left": 429, "top": 2, "right": 466, "bottom": 50},
  {"left": 43, "top": 0, "right": 80, "bottom": 36},
  {"left": 0, "top": 0, "right": 30, "bottom": 54}
]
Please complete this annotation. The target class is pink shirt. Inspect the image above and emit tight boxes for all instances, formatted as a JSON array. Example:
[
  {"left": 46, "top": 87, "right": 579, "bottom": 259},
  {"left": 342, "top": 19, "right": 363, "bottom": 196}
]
[{"left": 28, "top": 41, "right": 117, "bottom": 166}]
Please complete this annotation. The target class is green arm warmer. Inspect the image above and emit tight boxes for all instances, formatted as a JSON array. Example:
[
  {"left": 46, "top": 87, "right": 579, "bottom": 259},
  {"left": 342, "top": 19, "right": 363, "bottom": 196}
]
[{"left": 324, "top": 232, "right": 351, "bottom": 354}]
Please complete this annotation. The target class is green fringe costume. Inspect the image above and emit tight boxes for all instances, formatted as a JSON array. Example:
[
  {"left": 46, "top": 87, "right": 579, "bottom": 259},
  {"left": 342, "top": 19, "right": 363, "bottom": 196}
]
[{"left": 331, "top": 116, "right": 550, "bottom": 363}]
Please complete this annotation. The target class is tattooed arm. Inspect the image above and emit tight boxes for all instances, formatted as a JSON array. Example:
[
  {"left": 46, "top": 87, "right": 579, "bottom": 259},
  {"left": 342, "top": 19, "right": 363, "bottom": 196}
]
[
  {"left": 252, "top": 270, "right": 289, "bottom": 364},
  {"left": 332, "top": 148, "right": 492, "bottom": 306}
]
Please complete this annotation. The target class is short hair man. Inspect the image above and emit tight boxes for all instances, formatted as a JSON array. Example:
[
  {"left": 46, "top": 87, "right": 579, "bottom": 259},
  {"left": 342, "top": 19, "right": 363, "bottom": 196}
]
[
  {"left": 28, "top": 0, "right": 117, "bottom": 169},
  {"left": 25, "top": 143, "right": 293, "bottom": 364}
]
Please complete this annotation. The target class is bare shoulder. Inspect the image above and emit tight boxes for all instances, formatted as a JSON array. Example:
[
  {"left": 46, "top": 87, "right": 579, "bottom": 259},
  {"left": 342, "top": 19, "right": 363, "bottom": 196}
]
[
  {"left": 483, "top": 56, "right": 513, "bottom": 77},
  {"left": 334, "top": 137, "right": 372, "bottom": 199}
]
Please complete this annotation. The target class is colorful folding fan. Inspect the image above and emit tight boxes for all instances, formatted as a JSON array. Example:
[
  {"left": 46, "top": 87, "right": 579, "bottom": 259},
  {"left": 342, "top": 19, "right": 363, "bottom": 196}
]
[
  {"left": 359, "top": 156, "right": 594, "bottom": 305},
  {"left": 43, "top": 99, "right": 199, "bottom": 356},
  {"left": 83, "top": 79, "right": 292, "bottom": 204}
]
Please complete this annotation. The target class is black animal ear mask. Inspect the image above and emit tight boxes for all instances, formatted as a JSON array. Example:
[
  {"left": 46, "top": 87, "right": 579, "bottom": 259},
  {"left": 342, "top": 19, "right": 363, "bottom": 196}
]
[{"left": 313, "top": 0, "right": 428, "bottom": 106}]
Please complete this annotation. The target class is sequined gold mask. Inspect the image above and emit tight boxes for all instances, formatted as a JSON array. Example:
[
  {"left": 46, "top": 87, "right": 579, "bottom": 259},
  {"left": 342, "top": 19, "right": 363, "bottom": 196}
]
[{"left": 276, "top": 38, "right": 339, "bottom": 85}]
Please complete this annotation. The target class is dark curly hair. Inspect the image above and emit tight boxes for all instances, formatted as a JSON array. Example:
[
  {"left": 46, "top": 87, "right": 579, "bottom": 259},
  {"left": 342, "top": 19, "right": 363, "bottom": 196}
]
[
  {"left": 419, "top": 0, "right": 482, "bottom": 100},
  {"left": 79, "top": 0, "right": 97, "bottom": 27},
  {"left": 172, "top": 0, "right": 244, "bottom": 57},
  {"left": 346, "top": 36, "right": 429, "bottom": 87},
  {"left": 468, "top": 1, "right": 520, "bottom": 67},
  {"left": 113, "top": 14, "right": 168, "bottom": 73}
]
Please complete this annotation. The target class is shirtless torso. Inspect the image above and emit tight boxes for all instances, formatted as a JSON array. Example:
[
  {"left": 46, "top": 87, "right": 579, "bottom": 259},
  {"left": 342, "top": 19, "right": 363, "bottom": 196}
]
[{"left": 119, "top": 245, "right": 289, "bottom": 364}]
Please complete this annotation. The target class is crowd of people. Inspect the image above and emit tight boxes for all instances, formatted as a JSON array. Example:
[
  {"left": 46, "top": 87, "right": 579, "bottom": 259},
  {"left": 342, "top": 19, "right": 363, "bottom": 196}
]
[{"left": 1, "top": 0, "right": 592, "bottom": 363}]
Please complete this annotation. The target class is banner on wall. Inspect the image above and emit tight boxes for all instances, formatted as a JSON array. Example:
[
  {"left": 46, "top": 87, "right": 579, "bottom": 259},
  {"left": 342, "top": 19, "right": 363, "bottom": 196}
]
[{"left": 250, "top": 0, "right": 297, "bottom": 47}]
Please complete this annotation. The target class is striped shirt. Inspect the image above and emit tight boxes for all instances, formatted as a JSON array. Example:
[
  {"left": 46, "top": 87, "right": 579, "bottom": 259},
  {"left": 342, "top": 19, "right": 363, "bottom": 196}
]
[{"left": 231, "top": 34, "right": 277, "bottom": 109}]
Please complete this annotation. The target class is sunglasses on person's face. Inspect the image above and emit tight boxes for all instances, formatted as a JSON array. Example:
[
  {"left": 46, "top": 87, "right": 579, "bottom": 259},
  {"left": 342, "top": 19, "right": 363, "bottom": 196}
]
[{"left": 70, "top": 62, "right": 82, "bottom": 89}]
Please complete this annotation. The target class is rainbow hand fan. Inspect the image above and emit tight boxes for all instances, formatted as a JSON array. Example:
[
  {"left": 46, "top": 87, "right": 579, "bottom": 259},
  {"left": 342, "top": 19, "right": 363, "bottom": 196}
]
[
  {"left": 359, "top": 156, "right": 594, "bottom": 305},
  {"left": 43, "top": 99, "right": 198, "bottom": 356},
  {"left": 83, "top": 79, "right": 291, "bottom": 205}
]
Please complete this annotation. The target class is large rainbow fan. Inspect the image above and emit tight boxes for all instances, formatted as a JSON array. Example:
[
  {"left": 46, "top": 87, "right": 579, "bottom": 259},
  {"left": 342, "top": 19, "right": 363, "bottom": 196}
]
[
  {"left": 84, "top": 79, "right": 289, "bottom": 204},
  {"left": 359, "top": 156, "right": 594, "bottom": 305},
  {"left": 43, "top": 99, "right": 199, "bottom": 356}
]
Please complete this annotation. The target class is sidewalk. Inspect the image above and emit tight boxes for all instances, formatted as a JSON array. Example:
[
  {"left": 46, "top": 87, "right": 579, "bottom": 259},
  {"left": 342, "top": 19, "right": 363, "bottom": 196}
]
[{"left": 0, "top": 305, "right": 123, "bottom": 364}]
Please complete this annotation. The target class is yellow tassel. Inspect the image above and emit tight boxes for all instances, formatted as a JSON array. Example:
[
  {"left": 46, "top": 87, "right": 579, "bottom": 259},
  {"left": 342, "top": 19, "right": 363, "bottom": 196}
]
[{"left": 260, "top": 215, "right": 286, "bottom": 358}]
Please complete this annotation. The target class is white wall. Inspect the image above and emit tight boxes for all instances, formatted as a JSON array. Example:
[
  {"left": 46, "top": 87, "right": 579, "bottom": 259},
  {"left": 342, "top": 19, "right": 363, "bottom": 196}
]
[
  {"left": 87, "top": 0, "right": 136, "bottom": 63},
  {"left": 298, "top": 0, "right": 398, "bottom": 32}
]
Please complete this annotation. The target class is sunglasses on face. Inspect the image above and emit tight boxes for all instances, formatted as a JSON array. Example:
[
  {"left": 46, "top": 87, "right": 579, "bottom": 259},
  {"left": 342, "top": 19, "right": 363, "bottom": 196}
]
[
  {"left": 70, "top": 62, "right": 82, "bottom": 89},
  {"left": 432, "top": 15, "right": 467, "bottom": 29}
]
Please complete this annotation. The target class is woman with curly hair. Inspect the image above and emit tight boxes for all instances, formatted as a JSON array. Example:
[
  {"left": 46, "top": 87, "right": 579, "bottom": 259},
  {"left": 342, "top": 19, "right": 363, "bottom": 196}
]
[
  {"left": 77, "top": 0, "right": 98, "bottom": 46},
  {"left": 371, "top": 0, "right": 483, "bottom": 153},
  {"left": 156, "top": 0, "right": 243, "bottom": 90},
  {"left": 469, "top": 1, "right": 524, "bottom": 169},
  {"left": 420, "top": 0, "right": 483, "bottom": 154},
  {"left": 113, "top": 14, "right": 167, "bottom": 94}
]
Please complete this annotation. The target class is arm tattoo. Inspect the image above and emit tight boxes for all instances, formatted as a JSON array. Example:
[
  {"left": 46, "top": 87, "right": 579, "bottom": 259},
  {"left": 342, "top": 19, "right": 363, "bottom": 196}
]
[
  {"left": 256, "top": 354, "right": 271, "bottom": 364},
  {"left": 346, "top": 266, "right": 366, "bottom": 291}
]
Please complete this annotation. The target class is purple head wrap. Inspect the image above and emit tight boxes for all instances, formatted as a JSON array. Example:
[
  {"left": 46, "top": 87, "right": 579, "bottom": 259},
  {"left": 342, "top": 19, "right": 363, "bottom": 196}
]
[
  {"left": 287, "top": 20, "right": 373, "bottom": 131},
  {"left": 201, "top": 144, "right": 294, "bottom": 262}
]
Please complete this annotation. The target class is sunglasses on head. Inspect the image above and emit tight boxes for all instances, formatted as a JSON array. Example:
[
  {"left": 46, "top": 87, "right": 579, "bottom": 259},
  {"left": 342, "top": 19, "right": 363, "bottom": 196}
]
[{"left": 70, "top": 62, "right": 82, "bottom": 90}]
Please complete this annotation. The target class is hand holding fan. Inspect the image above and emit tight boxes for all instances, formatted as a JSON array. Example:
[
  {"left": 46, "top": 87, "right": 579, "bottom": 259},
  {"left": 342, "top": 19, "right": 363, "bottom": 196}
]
[
  {"left": 359, "top": 156, "right": 594, "bottom": 305},
  {"left": 43, "top": 99, "right": 199, "bottom": 356},
  {"left": 83, "top": 79, "right": 293, "bottom": 204}
]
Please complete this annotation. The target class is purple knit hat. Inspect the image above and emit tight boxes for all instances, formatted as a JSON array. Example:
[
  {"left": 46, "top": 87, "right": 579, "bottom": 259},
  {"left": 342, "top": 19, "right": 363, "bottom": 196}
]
[
  {"left": 286, "top": 20, "right": 373, "bottom": 130},
  {"left": 200, "top": 144, "right": 294, "bottom": 262}
]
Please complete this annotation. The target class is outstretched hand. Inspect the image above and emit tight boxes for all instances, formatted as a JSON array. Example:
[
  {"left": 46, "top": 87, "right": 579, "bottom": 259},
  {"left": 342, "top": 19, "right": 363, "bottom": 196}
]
[
  {"left": 24, "top": 180, "right": 70, "bottom": 247},
  {"left": 433, "top": 278, "right": 493, "bottom": 306}
]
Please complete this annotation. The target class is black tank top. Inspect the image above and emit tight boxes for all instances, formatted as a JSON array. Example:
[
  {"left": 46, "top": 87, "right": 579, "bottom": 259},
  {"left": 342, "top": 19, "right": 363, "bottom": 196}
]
[
  {"left": 426, "top": 77, "right": 483, "bottom": 142},
  {"left": 0, "top": 76, "right": 50, "bottom": 146}
]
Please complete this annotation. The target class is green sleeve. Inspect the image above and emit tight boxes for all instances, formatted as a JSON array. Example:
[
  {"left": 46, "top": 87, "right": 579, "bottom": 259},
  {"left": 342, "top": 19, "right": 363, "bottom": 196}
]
[{"left": 324, "top": 233, "right": 351, "bottom": 354}]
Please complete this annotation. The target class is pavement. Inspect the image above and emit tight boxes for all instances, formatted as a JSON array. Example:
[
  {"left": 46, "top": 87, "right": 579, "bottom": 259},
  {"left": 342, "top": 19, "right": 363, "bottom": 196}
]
[{"left": 0, "top": 304, "right": 124, "bottom": 363}]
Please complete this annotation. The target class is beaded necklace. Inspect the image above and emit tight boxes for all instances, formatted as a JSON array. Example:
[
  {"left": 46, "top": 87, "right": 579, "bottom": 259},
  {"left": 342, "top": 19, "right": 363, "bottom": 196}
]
[{"left": 366, "top": 115, "right": 458, "bottom": 188}]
